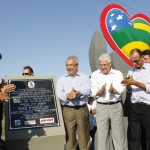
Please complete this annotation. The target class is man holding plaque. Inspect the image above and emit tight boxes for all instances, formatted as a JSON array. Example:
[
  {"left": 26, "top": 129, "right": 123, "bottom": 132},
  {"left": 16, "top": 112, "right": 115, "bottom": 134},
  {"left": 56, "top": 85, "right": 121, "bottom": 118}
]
[
  {"left": 56, "top": 55, "right": 91, "bottom": 150},
  {"left": 0, "top": 53, "right": 16, "bottom": 139}
]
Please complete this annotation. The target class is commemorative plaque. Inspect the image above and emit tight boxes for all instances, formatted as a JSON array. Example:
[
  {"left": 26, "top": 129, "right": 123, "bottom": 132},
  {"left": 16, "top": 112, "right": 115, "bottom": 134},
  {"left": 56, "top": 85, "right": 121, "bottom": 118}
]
[
  {"left": 5, "top": 76, "right": 65, "bottom": 150},
  {"left": 8, "top": 79, "right": 59, "bottom": 130}
]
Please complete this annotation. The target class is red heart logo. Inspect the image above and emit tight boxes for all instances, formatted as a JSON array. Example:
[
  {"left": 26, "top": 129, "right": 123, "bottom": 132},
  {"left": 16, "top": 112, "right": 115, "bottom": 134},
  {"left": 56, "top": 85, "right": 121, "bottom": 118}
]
[{"left": 100, "top": 4, "right": 150, "bottom": 66}]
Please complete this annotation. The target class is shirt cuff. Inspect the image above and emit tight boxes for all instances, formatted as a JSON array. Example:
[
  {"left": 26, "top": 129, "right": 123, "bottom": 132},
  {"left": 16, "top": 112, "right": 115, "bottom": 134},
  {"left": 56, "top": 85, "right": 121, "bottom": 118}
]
[{"left": 145, "top": 84, "right": 150, "bottom": 93}]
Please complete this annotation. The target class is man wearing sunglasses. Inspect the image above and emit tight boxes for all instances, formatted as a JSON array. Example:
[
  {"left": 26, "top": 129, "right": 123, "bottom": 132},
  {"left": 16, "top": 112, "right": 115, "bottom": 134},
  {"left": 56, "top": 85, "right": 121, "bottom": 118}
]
[
  {"left": 121, "top": 48, "right": 150, "bottom": 150},
  {"left": 22, "top": 66, "right": 34, "bottom": 76}
]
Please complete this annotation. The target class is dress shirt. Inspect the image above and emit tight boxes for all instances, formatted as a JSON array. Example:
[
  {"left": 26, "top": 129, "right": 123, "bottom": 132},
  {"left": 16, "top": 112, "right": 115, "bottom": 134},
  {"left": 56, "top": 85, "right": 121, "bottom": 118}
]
[
  {"left": 87, "top": 103, "right": 96, "bottom": 130},
  {"left": 56, "top": 72, "right": 91, "bottom": 106},
  {"left": 127, "top": 63, "right": 150, "bottom": 104},
  {"left": 87, "top": 100, "right": 97, "bottom": 128},
  {"left": 91, "top": 68, "right": 125, "bottom": 102}
]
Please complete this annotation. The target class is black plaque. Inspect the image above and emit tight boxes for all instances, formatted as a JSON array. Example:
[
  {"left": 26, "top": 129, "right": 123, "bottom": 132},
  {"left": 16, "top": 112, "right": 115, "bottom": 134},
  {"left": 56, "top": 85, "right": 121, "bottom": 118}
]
[{"left": 8, "top": 79, "right": 59, "bottom": 130}]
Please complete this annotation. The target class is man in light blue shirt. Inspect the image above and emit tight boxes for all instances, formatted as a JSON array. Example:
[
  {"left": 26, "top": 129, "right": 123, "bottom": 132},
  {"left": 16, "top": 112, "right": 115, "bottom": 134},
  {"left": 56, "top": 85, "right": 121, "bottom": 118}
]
[
  {"left": 121, "top": 48, "right": 150, "bottom": 150},
  {"left": 56, "top": 55, "right": 91, "bottom": 150}
]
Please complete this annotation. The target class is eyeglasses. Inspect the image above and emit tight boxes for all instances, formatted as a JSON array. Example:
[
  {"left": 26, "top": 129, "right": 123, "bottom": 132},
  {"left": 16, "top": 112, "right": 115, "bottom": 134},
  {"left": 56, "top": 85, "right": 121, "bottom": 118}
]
[
  {"left": 22, "top": 73, "right": 30, "bottom": 76},
  {"left": 66, "top": 64, "right": 78, "bottom": 67},
  {"left": 131, "top": 58, "right": 141, "bottom": 63},
  {"left": 99, "top": 63, "right": 110, "bottom": 67}
]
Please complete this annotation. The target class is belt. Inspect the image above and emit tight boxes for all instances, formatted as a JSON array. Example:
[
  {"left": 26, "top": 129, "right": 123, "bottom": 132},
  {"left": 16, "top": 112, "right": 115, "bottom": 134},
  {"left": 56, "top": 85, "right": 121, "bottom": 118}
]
[
  {"left": 132, "top": 102, "right": 150, "bottom": 106},
  {"left": 97, "top": 101, "right": 120, "bottom": 105},
  {"left": 63, "top": 104, "right": 87, "bottom": 109}
]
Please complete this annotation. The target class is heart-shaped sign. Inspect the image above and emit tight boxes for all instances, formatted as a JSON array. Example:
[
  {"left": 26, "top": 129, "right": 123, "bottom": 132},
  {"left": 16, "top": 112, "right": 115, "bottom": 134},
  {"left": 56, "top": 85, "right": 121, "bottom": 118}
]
[{"left": 100, "top": 4, "right": 150, "bottom": 66}]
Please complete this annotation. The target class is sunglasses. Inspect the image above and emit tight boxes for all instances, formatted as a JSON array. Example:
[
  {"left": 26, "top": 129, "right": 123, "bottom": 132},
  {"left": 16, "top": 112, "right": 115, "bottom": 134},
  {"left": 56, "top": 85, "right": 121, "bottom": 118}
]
[
  {"left": 22, "top": 73, "right": 30, "bottom": 76},
  {"left": 131, "top": 58, "right": 141, "bottom": 64},
  {"left": 66, "top": 64, "right": 78, "bottom": 67}
]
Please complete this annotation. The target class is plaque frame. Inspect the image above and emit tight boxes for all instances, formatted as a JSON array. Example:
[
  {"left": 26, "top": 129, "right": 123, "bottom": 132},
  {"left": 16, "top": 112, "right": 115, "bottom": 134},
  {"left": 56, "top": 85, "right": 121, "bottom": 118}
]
[{"left": 5, "top": 76, "right": 60, "bottom": 130}]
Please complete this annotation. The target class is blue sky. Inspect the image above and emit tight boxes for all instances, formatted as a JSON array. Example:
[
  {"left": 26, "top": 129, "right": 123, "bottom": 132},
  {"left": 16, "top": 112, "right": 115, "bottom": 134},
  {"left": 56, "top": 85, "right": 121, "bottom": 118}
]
[{"left": 0, "top": 0, "right": 150, "bottom": 80}]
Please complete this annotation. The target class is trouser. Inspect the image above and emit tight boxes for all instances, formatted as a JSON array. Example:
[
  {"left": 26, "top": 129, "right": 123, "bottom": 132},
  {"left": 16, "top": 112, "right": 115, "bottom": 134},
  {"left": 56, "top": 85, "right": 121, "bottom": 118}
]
[
  {"left": 90, "top": 126, "right": 97, "bottom": 139},
  {"left": 63, "top": 105, "right": 90, "bottom": 150},
  {"left": 90, "top": 126, "right": 97, "bottom": 150},
  {"left": 96, "top": 102, "right": 127, "bottom": 150},
  {"left": 128, "top": 103, "right": 150, "bottom": 150},
  {"left": 141, "top": 126, "right": 147, "bottom": 150}
]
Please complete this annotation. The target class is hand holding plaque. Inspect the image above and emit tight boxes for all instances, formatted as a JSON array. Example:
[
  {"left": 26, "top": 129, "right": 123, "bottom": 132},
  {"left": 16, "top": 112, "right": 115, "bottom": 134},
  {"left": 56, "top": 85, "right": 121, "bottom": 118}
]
[{"left": 0, "top": 84, "right": 16, "bottom": 102}]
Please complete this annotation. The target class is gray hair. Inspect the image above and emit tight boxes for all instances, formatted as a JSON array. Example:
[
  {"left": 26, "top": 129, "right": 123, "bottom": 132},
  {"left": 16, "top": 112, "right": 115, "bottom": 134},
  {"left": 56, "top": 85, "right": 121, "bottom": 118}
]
[
  {"left": 99, "top": 53, "right": 111, "bottom": 63},
  {"left": 66, "top": 55, "right": 79, "bottom": 64}
]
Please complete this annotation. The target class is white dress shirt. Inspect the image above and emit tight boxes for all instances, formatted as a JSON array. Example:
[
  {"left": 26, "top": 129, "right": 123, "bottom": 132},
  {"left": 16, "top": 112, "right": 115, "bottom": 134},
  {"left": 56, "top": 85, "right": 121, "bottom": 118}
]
[{"left": 91, "top": 68, "right": 125, "bottom": 102}]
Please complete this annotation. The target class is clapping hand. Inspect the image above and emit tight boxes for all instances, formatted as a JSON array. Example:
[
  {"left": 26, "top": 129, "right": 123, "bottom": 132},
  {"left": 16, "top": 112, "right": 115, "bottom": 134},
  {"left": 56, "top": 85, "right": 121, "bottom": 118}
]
[
  {"left": 121, "top": 75, "right": 134, "bottom": 91},
  {"left": 121, "top": 75, "right": 134, "bottom": 86},
  {"left": 108, "top": 83, "right": 118, "bottom": 94},
  {"left": 96, "top": 83, "right": 106, "bottom": 96},
  {"left": 66, "top": 87, "right": 82, "bottom": 101},
  {"left": 108, "top": 83, "right": 114, "bottom": 93}
]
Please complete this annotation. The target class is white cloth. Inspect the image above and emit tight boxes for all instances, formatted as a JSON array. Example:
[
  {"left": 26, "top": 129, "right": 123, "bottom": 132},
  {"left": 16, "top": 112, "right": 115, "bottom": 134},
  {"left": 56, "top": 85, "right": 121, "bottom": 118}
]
[{"left": 87, "top": 100, "right": 97, "bottom": 130}]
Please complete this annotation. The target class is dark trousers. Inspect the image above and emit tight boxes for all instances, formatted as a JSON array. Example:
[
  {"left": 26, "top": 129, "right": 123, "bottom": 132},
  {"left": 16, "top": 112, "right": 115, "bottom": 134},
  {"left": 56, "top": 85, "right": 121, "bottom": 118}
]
[
  {"left": 90, "top": 126, "right": 97, "bottom": 140},
  {"left": 0, "top": 103, "right": 3, "bottom": 139},
  {"left": 128, "top": 103, "right": 150, "bottom": 150},
  {"left": 0, "top": 139, "right": 7, "bottom": 150},
  {"left": 90, "top": 126, "right": 97, "bottom": 150},
  {"left": 141, "top": 126, "right": 147, "bottom": 150}
]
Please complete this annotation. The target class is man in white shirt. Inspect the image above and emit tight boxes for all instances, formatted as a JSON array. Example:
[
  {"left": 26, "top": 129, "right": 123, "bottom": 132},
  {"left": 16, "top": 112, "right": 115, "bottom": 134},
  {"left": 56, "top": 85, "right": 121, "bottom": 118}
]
[{"left": 91, "top": 53, "right": 127, "bottom": 150}]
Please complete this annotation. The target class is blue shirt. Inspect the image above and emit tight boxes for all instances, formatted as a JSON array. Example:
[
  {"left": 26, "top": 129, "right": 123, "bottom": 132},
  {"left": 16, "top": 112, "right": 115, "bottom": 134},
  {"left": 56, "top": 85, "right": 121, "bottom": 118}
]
[
  {"left": 56, "top": 72, "right": 91, "bottom": 106},
  {"left": 128, "top": 63, "right": 150, "bottom": 104}
]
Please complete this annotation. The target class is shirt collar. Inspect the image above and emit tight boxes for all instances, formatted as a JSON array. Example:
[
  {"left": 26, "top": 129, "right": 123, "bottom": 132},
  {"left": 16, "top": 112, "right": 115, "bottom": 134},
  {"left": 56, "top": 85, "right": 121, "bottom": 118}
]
[
  {"left": 98, "top": 68, "right": 115, "bottom": 75},
  {"left": 132, "top": 63, "right": 147, "bottom": 71},
  {"left": 65, "top": 72, "right": 80, "bottom": 77}
]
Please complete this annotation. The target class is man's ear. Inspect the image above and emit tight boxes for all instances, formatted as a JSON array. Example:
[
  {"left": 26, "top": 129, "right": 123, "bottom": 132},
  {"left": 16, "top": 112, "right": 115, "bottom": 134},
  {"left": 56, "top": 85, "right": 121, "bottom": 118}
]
[
  {"left": 141, "top": 56, "right": 145, "bottom": 62},
  {"left": 110, "top": 61, "right": 112, "bottom": 67}
]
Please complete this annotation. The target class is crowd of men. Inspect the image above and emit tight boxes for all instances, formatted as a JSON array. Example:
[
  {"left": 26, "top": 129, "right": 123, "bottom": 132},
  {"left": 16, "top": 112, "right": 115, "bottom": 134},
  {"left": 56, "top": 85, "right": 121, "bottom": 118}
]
[
  {"left": 0, "top": 49, "right": 150, "bottom": 150},
  {"left": 57, "top": 49, "right": 150, "bottom": 150}
]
